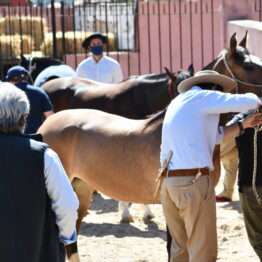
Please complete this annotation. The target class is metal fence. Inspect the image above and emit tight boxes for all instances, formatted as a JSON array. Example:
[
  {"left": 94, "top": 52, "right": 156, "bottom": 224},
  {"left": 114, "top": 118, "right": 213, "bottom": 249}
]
[{"left": 0, "top": 0, "right": 262, "bottom": 80}]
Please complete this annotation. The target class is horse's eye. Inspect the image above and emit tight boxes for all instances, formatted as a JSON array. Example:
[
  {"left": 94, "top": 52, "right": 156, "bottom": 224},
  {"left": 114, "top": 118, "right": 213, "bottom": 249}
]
[{"left": 244, "top": 63, "right": 254, "bottom": 71}]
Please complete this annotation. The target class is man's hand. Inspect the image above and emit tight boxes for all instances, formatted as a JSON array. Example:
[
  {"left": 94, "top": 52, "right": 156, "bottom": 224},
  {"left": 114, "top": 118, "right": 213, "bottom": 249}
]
[{"left": 242, "top": 112, "right": 262, "bottom": 129}]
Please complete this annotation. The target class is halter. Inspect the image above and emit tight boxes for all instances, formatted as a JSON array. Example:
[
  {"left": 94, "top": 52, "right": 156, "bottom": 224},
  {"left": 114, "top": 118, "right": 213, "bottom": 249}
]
[
  {"left": 222, "top": 53, "right": 262, "bottom": 204},
  {"left": 222, "top": 53, "right": 262, "bottom": 92}
]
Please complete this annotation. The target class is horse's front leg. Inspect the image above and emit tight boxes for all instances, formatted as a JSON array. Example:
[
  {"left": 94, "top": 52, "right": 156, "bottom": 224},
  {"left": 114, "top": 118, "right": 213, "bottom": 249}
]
[{"left": 118, "top": 201, "right": 134, "bottom": 223}]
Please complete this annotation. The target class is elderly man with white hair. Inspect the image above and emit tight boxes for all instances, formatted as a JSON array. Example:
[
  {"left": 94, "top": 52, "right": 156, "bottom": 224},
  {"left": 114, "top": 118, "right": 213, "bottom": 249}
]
[{"left": 0, "top": 83, "right": 79, "bottom": 262}]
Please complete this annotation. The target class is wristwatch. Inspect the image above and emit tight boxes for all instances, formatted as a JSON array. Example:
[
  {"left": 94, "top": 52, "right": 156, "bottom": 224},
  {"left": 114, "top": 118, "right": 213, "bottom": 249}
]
[{"left": 237, "top": 120, "right": 245, "bottom": 135}]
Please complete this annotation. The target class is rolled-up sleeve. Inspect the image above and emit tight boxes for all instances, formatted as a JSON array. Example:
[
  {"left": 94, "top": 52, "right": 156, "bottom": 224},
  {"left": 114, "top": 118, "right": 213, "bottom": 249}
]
[{"left": 44, "top": 148, "right": 79, "bottom": 244}]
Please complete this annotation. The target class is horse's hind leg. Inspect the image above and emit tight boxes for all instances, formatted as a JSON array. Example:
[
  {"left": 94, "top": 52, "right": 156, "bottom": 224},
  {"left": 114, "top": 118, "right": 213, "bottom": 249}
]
[
  {"left": 66, "top": 177, "right": 94, "bottom": 262},
  {"left": 71, "top": 177, "right": 94, "bottom": 232},
  {"left": 66, "top": 242, "right": 80, "bottom": 262},
  {"left": 140, "top": 204, "right": 155, "bottom": 221}
]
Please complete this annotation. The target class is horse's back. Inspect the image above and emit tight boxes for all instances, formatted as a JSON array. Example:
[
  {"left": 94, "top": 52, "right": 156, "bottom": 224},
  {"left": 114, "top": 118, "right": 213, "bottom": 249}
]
[
  {"left": 40, "top": 109, "right": 141, "bottom": 132},
  {"left": 34, "top": 64, "right": 76, "bottom": 87},
  {"left": 38, "top": 109, "right": 161, "bottom": 203}
]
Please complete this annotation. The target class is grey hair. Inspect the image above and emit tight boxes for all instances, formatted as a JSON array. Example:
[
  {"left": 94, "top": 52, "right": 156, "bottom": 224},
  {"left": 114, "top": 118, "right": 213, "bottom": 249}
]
[{"left": 0, "top": 82, "right": 30, "bottom": 133}]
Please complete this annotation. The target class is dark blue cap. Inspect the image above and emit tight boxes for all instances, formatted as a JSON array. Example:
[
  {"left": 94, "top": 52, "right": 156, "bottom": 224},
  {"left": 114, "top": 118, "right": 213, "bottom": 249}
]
[{"left": 6, "top": 66, "right": 29, "bottom": 80}]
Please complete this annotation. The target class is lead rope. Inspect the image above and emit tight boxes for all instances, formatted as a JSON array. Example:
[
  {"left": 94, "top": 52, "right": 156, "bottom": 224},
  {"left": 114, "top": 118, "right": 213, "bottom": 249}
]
[
  {"left": 222, "top": 53, "right": 262, "bottom": 204},
  {"left": 252, "top": 126, "right": 262, "bottom": 205}
]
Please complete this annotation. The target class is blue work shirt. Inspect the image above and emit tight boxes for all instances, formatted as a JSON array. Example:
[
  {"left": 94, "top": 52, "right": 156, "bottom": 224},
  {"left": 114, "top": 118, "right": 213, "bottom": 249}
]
[{"left": 15, "top": 82, "right": 53, "bottom": 134}]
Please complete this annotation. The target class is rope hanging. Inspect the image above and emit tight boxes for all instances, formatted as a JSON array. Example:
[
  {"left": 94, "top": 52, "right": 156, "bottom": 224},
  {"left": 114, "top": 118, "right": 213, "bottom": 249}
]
[
  {"left": 252, "top": 126, "right": 262, "bottom": 205},
  {"left": 222, "top": 53, "right": 262, "bottom": 204}
]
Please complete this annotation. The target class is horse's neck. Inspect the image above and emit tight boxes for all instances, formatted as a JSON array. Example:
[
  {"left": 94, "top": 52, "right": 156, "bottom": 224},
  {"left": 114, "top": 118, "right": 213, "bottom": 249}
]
[
  {"left": 202, "top": 56, "right": 221, "bottom": 70},
  {"left": 144, "top": 79, "right": 170, "bottom": 111}
]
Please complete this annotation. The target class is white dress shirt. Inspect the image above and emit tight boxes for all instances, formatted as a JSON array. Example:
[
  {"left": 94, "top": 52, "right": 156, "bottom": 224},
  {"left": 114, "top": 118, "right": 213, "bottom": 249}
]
[
  {"left": 44, "top": 148, "right": 79, "bottom": 244},
  {"left": 160, "top": 86, "right": 261, "bottom": 171},
  {"left": 76, "top": 55, "right": 123, "bottom": 83}
]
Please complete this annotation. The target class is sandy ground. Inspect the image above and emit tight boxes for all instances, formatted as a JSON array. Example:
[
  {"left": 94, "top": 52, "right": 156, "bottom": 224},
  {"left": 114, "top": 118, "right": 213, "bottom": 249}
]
[{"left": 77, "top": 171, "right": 260, "bottom": 262}]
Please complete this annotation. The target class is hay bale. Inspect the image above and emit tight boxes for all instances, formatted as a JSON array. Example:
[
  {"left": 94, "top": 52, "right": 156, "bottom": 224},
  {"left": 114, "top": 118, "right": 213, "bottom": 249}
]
[
  {"left": 0, "top": 16, "right": 47, "bottom": 50},
  {"left": 0, "top": 34, "right": 33, "bottom": 58},
  {"left": 41, "top": 31, "right": 116, "bottom": 57}
]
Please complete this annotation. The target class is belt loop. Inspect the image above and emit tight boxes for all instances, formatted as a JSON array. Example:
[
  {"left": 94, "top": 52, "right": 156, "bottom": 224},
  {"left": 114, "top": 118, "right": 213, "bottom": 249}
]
[{"left": 166, "top": 170, "right": 169, "bottom": 177}]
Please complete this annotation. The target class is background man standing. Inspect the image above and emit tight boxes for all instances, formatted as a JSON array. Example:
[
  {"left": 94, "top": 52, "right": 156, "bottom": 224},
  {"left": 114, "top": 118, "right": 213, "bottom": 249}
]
[
  {"left": 6, "top": 65, "right": 54, "bottom": 134},
  {"left": 76, "top": 32, "right": 123, "bottom": 83}
]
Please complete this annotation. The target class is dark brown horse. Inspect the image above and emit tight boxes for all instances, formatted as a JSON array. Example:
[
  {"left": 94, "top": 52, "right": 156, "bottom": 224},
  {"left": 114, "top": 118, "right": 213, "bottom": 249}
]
[{"left": 41, "top": 65, "right": 194, "bottom": 119}]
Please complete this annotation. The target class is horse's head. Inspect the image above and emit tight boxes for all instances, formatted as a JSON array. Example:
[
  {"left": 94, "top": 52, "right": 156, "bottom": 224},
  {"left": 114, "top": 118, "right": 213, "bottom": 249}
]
[
  {"left": 208, "top": 32, "right": 262, "bottom": 96},
  {"left": 164, "top": 64, "right": 194, "bottom": 98},
  {"left": 19, "top": 55, "right": 64, "bottom": 83}
]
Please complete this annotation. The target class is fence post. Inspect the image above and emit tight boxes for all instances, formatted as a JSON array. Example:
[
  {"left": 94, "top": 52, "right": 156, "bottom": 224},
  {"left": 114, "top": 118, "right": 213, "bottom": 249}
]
[{"left": 50, "top": 0, "right": 57, "bottom": 58}]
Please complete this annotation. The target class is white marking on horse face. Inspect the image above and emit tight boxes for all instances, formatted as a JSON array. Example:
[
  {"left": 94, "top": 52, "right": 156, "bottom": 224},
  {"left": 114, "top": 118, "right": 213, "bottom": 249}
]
[{"left": 250, "top": 55, "right": 262, "bottom": 67}]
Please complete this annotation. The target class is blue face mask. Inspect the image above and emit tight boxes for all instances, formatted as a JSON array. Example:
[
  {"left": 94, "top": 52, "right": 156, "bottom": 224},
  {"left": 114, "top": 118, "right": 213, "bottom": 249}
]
[{"left": 90, "top": 45, "right": 104, "bottom": 56}]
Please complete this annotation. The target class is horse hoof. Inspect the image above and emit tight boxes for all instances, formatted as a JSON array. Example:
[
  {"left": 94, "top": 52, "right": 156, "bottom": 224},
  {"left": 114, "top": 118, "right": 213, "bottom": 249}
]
[
  {"left": 143, "top": 214, "right": 155, "bottom": 224},
  {"left": 143, "top": 214, "right": 155, "bottom": 220},
  {"left": 120, "top": 215, "right": 134, "bottom": 223}
]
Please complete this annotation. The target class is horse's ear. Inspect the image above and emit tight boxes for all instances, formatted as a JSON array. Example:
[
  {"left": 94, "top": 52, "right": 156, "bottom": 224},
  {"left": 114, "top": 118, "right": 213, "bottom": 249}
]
[
  {"left": 229, "top": 32, "right": 237, "bottom": 56},
  {"left": 164, "top": 67, "right": 176, "bottom": 81},
  {"left": 239, "top": 30, "right": 248, "bottom": 48},
  {"left": 188, "top": 64, "right": 194, "bottom": 76},
  {"left": 20, "top": 54, "right": 27, "bottom": 66}
]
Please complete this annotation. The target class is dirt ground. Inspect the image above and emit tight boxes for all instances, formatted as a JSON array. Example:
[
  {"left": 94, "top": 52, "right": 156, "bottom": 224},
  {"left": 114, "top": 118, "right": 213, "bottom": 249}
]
[{"left": 77, "top": 171, "right": 259, "bottom": 262}]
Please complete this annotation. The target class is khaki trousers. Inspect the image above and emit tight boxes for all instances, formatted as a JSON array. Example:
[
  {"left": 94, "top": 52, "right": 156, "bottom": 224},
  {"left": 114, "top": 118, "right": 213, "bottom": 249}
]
[
  {"left": 161, "top": 175, "right": 217, "bottom": 262},
  {"left": 219, "top": 137, "right": 238, "bottom": 199}
]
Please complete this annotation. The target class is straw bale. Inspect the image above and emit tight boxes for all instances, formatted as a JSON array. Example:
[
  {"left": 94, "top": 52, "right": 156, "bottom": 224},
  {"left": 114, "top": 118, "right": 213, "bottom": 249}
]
[
  {"left": 0, "top": 16, "right": 47, "bottom": 50},
  {"left": 41, "top": 31, "right": 116, "bottom": 57},
  {"left": 0, "top": 34, "right": 33, "bottom": 58}
]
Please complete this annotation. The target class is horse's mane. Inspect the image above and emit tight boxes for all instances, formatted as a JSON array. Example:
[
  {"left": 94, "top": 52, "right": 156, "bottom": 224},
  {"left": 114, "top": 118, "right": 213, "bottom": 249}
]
[
  {"left": 128, "top": 73, "right": 167, "bottom": 81},
  {"left": 146, "top": 109, "right": 167, "bottom": 126},
  {"left": 33, "top": 57, "right": 64, "bottom": 66},
  {"left": 202, "top": 56, "right": 221, "bottom": 70}
]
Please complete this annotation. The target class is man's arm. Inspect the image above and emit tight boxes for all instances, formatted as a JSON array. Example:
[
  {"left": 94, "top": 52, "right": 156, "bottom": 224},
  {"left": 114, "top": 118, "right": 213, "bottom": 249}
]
[
  {"left": 113, "top": 63, "right": 124, "bottom": 83},
  {"left": 44, "top": 148, "right": 79, "bottom": 244},
  {"left": 223, "top": 111, "right": 262, "bottom": 141}
]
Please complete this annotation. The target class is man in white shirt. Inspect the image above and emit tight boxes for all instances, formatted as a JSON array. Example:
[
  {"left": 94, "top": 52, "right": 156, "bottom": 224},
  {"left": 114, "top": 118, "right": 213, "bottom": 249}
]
[
  {"left": 160, "top": 70, "right": 262, "bottom": 262},
  {"left": 76, "top": 32, "right": 123, "bottom": 83}
]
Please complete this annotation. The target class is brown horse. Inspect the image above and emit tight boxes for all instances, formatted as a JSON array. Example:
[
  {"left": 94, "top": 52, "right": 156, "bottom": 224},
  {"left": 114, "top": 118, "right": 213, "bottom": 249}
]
[
  {"left": 204, "top": 31, "right": 262, "bottom": 96},
  {"left": 41, "top": 66, "right": 194, "bottom": 223},
  {"left": 41, "top": 66, "right": 194, "bottom": 119}
]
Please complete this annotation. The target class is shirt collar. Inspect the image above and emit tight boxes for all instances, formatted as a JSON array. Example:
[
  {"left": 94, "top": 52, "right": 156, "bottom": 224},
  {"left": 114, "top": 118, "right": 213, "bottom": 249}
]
[
  {"left": 91, "top": 55, "right": 104, "bottom": 64},
  {"left": 190, "top": 85, "right": 202, "bottom": 91}
]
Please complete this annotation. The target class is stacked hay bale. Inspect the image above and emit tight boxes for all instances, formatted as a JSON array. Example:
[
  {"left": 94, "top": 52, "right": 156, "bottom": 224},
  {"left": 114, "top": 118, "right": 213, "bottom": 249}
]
[
  {"left": 0, "top": 16, "right": 48, "bottom": 56},
  {"left": 0, "top": 34, "right": 33, "bottom": 57},
  {"left": 41, "top": 31, "right": 116, "bottom": 57}
]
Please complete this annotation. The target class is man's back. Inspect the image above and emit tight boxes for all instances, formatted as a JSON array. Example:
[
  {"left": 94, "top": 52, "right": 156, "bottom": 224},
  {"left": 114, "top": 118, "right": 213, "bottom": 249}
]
[
  {"left": 0, "top": 133, "right": 65, "bottom": 262},
  {"left": 16, "top": 82, "right": 53, "bottom": 133}
]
